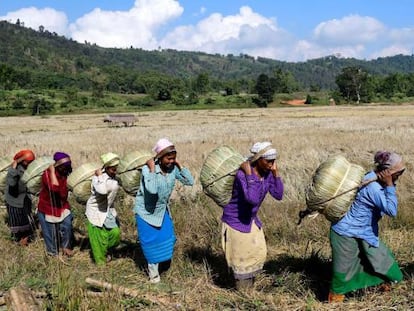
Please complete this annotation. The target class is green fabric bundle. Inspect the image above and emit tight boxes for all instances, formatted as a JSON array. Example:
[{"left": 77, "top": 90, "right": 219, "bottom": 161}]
[
  {"left": 117, "top": 150, "right": 152, "bottom": 195},
  {"left": 305, "top": 155, "right": 365, "bottom": 222},
  {"left": 200, "top": 145, "right": 245, "bottom": 207},
  {"left": 21, "top": 156, "right": 54, "bottom": 195},
  {"left": 0, "top": 157, "right": 11, "bottom": 194},
  {"left": 67, "top": 162, "right": 101, "bottom": 204}
]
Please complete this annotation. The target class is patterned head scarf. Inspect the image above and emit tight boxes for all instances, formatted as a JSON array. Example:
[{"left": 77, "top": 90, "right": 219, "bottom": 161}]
[
  {"left": 153, "top": 138, "right": 176, "bottom": 159},
  {"left": 249, "top": 142, "right": 277, "bottom": 163},
  {"left": 14, "top": 149, "right": 35, "bottom": 163},
  {"left": 374, "top": 151, "right": 405, "bottom": 174},
  {"left": 100, "top": 152, "right": 120, "bottom": 168}
]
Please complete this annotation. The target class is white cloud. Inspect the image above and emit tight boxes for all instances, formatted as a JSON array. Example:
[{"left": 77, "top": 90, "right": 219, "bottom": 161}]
[
  {"left": 370, "top": 45, "right": 412, "bottom": 59},
  {"left": 0, "top": 7, "right": 68, "bottom": 35},
  {"left": 69, "top": 0, "right": 183, "bottom": 49},
  {"left": 160, "top": 6, "right": 289, "bottom": 55},
  {"left": 313, "top": 15, "right": 385, "bottom": 45},
  {"left": 1, "top": 3, "right": 413, "bottom": 62}
]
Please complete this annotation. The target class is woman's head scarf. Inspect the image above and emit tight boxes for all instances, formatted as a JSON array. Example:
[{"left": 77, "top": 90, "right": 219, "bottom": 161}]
[
  {"left": 153, "top": 138, "right": 176, "bottom": 159},
  {"left": 374, "top": 151, "right": 405, "bottom": 174},
  {"left": 100, "top": 152, "right": 120, "bottom": 168},
  {"left": 53, "top": 152, "right": 71, "bottom": 167},
  {"left": 14, "top": 149, "right": 35, "bottom": 163},
  {"left": 249, "top": 142, "right": 277, "bottom": 163}
]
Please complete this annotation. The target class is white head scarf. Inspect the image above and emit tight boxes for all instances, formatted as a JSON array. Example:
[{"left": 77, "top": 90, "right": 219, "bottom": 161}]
[
  {"left": 374, "top": 150, "right": 405, "bottom": 174},
  {"left": 249, "top": 142, "right": 277, "bottom": 162}
]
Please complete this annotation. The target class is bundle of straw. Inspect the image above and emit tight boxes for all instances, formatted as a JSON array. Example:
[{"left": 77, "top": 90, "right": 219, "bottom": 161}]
[
  {"left": 21, "top": 156, "right": 54, "bottom": 195},
  {"left": 200, "top": 145, "right": 245, "bottom": 207},
  {"left": 0, "top": 157, "right": 11, "bottom": 194},
  {"left": 67, "top": 162, "right": 101, "bottom": 204},
  {"left": 117, "top": 150, "right": 152, "bottom": 195},
  {"left": 305, "top": 155, "right": 365, "bottom": 222}
]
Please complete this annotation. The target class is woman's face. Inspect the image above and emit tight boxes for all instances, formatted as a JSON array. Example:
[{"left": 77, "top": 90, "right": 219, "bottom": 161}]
[
  {"left": 256, "top": 157, "right": 274, "bottom": 173},
  {"left": 159, "top": 152, "right": 176, "bottom": 172},
  {"left": 106, "top": 166, "right": 117, "bottom": 178},
  {"left": 20, "top": 160, "right": 31, "bottom": 169},
  {"left": 392, "top": 169, "right": 405, "bottom": 182},
  {"left": 56, "top": 164, "right": 72, "bottom": 177}
]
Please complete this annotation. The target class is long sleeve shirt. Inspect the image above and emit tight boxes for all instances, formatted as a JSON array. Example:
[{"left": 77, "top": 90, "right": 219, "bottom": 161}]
[
  {"left": 134, "top": 164, "right": 194, "bottom": 227},
  {"left": 5, "top": 164, "right": 31, "bottom": 208},
  {"left": 86, "top": 172, "right": 119, "bottom": 228},
  {"left": 332, "top": 171, "right": 398, "bottom": 247},
  {"left": 222, "top": 168, "right": 284, "bottom": 233},
  {"left": 37, "top": 170, "right": 70, "bottom": 217}
]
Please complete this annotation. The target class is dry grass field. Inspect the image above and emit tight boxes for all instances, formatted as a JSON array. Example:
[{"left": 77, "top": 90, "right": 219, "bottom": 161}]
[{"left": 0, "top": 105, "right": 413, "bottom": 310}]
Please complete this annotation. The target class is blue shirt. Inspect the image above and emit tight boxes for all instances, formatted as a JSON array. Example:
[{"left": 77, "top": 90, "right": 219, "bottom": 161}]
[
  {"left": 222, "top": 168, "right": 284, "bottom": 233},
  {"left": 331, "top": 171, "right": 398, "bottom": 247},
  {"left": 134, "top": 163, "right": 194, "bottom": 227}
]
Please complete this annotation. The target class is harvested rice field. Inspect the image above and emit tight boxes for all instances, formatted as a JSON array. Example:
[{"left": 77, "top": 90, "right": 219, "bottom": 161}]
[{"left": 0, "top": 105, "right": 413, "bottom": 310}]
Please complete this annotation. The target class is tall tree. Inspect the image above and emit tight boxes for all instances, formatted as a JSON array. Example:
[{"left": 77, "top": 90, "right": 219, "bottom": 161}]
[
  {"left": 255, "top": 73, "right": 275, "bottom": 107},
  {"left": 335, "top": 67, "right": 370, "bottom": 103}
]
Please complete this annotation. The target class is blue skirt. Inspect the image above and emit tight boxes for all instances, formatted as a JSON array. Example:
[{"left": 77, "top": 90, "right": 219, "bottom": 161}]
[{"left": 136, "top": 212, "right": 176, "bottom": 264}]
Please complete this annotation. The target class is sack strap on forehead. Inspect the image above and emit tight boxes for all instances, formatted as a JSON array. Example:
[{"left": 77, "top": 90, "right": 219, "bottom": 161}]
[
  {"left": 54, "top": 157, "right": 70, "bottom": 167},
  {"left": 250, "top": 145, "right": 273, "bottom": 163}
]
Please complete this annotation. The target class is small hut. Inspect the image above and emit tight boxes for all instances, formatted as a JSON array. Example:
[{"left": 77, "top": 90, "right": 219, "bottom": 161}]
[{"left": 103, "top": 114, "right": 136, "bottom": 127}]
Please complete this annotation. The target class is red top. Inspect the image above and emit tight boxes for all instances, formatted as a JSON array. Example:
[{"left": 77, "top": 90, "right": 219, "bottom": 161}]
[{"left": 37, "top": 170, "right": 70, "bottom": 216}]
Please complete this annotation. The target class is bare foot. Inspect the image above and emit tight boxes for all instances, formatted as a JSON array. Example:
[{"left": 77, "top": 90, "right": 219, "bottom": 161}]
[
  {"left": 19, "top": 236, "right": 29, "bottom": 247},
  {"left": 63, "top": 248, "right": 74, "bottom": 257}
]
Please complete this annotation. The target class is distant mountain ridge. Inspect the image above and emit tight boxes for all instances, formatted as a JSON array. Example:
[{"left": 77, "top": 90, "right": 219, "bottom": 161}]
[{"left": 1, "top": 20, "right": 414, "bottom": 90}]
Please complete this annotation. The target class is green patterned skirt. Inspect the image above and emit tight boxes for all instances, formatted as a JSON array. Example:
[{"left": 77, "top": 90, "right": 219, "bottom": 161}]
[{"left": 330, "top": 228, "right": 403, "bottom": 294}]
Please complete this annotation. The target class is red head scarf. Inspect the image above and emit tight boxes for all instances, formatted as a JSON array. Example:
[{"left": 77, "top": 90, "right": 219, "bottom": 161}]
[{"left": 13, "top": 149, "right": 35, "bottom": 163}]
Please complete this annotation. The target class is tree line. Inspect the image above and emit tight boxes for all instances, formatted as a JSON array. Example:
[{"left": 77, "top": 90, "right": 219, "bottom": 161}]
[{"left": 1, "top": 20, "right": 414, "bottom": 115}]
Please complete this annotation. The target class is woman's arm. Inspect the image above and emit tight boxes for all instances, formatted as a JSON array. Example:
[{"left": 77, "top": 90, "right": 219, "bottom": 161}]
[
  {"left": 174, "top": 161, "right": 194, "bottom": 186},
  {"left": 141, "top": 165, "right": 158, "bottom": 194},
  {"left": 237, "top": 165, "right": 263, "bottom": 206}
]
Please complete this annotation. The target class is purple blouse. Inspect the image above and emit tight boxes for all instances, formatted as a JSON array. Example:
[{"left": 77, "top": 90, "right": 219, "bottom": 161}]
[{"left": 221, "top": 168, "right": 284, "bottom": 233}]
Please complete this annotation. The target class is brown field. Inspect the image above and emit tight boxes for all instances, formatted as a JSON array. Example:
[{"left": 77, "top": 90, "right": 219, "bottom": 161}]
[{"left": 0, "top": 105, "right": 413, "bottom": 310}]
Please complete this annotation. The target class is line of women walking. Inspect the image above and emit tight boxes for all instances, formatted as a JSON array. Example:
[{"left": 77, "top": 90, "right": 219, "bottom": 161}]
[{"left": 3, "top": 141, "right": 406, "bottom": 303}]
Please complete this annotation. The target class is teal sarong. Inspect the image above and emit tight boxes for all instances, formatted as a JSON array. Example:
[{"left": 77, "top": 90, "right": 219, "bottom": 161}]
[
  {"left": 136, "top": 212, "right": 176, "bottom": 264},
  {"left": 330, "top": 228, "right": 403, "bottom": 294}
]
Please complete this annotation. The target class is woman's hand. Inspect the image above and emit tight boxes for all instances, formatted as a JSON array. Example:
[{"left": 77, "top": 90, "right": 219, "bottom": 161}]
[
  {"left": 146, "top": 158, "right": 155, "bottom": 172},
  {"left": 270, "top": 161, "right": 279, "bottom": 177},
  {"left": 95, "top": 168, "right": 102, "bottom": 176},
  {"left": 377, "top": 169, "right": 393, "bottom": 186},
  {"left": 174, "top": 159, "right": 182, "bottom": 170},
  {"left": 240, "top": 161, "right": 252, "bottom": 175}
]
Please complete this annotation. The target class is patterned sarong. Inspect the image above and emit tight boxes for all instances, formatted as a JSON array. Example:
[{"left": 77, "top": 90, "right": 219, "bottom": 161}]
[
  {"left": 221, "top": 222, "right": 267, "bottom": 280},
  {"left": 6, "top": 203, "right": 33, "bottom": 235},
  {"left": 330, "top": 228, "right": 403, "bottom": 294},
  {"left": 136, "top": 212, "right": 176, "bottom": 264}
]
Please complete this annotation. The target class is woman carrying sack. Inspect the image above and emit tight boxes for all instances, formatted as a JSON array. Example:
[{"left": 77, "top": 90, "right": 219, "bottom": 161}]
[
  {"left": 221, "top": 142, "right": 284, "bottom": 290},
  {"left": 134, "top": 138, "right": 194, "bottom": 283},
  {"left": 5, "top": 149, "right": 36, "bottom": 246},
  {"left": 86, "top": 153, "right": 121, "bottom": 265},
  {"left": 328, "top": 151, "right": 405, "bottom": 303},
  {"left": 37, "top": 152, "right": 74, "bottom": 257}
]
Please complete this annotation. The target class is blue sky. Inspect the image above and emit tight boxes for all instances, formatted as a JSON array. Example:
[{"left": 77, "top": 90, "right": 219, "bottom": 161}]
[{"left": 1, "top": 0, "right": 413, "bottom": 62}]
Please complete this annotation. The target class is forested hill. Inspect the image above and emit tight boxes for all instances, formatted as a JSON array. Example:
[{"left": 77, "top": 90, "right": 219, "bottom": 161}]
[{"left": 2, "top": 20, "right": 414, "bottom": 90}]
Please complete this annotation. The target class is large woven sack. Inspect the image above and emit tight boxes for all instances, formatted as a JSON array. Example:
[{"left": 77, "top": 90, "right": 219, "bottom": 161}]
[
  {"left": 200, "top": 145, "right": 245, "bottom": 207},
  {"left": 67, "top": 162, "right": 101, "bottom": 204},
  {"left": 117, "top": 151, "right": 152, "bottom": 195},
  {"left": 21, "top": 156, "right": 54, "bottom": 195},
  {"left": 0, "top": 157, "right": 11, "bottom": 194},
  {"left": 305, "top": 155, "right": 365, "bottom": 222}
]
